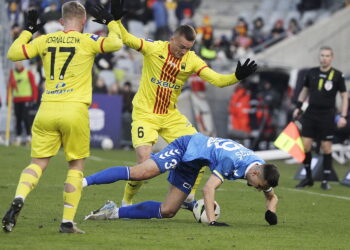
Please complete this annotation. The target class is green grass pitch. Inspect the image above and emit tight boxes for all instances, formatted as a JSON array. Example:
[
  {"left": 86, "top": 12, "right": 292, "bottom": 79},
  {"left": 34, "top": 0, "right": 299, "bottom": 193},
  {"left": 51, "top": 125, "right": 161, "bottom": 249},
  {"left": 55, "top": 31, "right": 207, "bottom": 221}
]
[{"left": 0, "top": 145, "right": 349, "bottom": 249}]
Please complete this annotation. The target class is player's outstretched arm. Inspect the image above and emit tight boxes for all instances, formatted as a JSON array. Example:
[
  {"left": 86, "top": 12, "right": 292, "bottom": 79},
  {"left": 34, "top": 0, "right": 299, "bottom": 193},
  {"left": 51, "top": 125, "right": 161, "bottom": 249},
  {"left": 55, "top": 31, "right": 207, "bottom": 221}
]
[
  {"left": 203, "top": 174, "right": 229, "bottom": 226},
  {"left": 88, "top": 4, "right": 123, "bottom": 53},
  {"left": 113, "top": 0, "right": 155, "bottom": 56},
  {"left": 264, "top": 189, "right": 278, "bottom": 225},
  {"left": 197, "top": 58, "right": 257, "bottom": 88},
  {"left": 116, "top": 20, "right": 150, "bottom": 53},
  {"left": 7, "top": 10, "right": 44, "bottom": 61}
]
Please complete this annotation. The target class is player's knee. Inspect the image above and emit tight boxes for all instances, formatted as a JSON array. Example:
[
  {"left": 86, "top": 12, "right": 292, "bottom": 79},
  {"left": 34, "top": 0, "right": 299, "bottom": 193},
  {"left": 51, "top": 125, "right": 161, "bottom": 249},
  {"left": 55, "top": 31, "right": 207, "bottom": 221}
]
[
  {"left": 138, "top": 154, "right": 150, "bottom": 164},
  {"left": 160, "top": 206, "right": 178, "bottom": 218}
]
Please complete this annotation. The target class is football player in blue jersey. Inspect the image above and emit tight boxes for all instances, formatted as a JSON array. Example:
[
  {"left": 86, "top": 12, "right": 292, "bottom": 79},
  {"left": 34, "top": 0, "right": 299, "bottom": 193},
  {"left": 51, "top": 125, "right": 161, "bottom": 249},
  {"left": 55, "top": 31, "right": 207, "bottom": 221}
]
[{"left": 83, "top": 133, "right": 280, "bottom": 226}]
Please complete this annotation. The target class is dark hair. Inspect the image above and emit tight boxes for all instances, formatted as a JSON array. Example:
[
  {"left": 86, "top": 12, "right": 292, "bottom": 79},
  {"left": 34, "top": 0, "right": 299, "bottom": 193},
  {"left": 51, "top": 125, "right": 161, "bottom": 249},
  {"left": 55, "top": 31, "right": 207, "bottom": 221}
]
[
  {"left": 263, "top": 164, "right": 280, "bottom": 187},
  {"left": 174, "top": 25, "right": 196, "bottom": 41}
]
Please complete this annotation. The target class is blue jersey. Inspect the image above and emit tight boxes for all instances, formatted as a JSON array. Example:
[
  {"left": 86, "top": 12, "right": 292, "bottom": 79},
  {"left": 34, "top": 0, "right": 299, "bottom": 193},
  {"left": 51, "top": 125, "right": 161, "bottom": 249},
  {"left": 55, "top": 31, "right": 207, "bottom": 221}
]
[
  {"left": 182, "top": 133, "right": 265, "bottom": 182},
  {"left": 152, "top": 133, "right": 265, "bottom": 192}
]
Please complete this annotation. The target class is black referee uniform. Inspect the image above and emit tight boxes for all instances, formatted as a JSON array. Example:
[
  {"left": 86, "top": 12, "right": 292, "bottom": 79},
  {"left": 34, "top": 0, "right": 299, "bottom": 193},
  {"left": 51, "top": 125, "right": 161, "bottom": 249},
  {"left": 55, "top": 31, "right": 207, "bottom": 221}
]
[
  {"left": 296, "top": 66, "right": 346, "bottom": 189},
  {"left": 301, "top": 67, "right": 346, "bottom": 140}
]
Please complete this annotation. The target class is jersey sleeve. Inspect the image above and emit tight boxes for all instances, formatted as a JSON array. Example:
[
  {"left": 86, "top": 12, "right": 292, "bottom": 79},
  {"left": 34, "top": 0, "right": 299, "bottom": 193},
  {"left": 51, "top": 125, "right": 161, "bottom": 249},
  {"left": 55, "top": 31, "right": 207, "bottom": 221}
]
[
  {"left": 117, "top": 20, "right": 156, "bottom": 56},
  {"left": 191, "top": 54, "right": 239, "bottom": 87},
  {"left": 212, "top": 158, "right": 234, "bottom": 182},
  {"left": 338, "top": 72, "right": 346, "bottom": 92},
  {"left": 85, "top": 20, "right": 122, "bottom": 54},
  {"left": 7, "top": 31, "right": 45, "bottom": 61}
]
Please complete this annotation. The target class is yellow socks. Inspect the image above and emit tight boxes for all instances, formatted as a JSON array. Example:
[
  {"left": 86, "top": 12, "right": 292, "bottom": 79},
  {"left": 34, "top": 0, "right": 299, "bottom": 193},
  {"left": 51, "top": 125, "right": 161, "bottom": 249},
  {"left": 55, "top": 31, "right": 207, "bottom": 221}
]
[
  {"left": 122, "top": 180, "right": 144, "bottom": 205},
  {"left": 15, "top": 164, "right": 43, "bottom": 200},
  {"left": 189, "top": 166, "right": 206, "bottom": 199},
  {"left": 63, "top": 169, "right": 83, "bottom": 222}
]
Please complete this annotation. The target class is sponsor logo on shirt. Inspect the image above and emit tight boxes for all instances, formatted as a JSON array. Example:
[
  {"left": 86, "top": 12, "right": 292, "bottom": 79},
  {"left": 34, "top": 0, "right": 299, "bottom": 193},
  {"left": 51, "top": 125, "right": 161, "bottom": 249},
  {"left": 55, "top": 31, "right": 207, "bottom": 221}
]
[
  {"left": 55, "top": 82, "right": 66, "bottom": 89},
  {"left": 150, "top": 77, "right": 181, "bottom": 90},
  {"left": 90, "top": 34, "right": 100, "bottom": 41},
  {"left": 45, "top": 88, "right": 74, "bottom": 95}
]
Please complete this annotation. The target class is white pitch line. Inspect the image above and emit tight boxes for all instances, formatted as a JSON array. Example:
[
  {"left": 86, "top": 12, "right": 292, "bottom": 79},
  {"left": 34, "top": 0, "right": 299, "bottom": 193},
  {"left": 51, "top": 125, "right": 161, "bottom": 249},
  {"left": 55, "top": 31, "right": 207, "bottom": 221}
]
[
  {"left": 282, "top": 187, "right": 350, "bottom": 201},
  {"left": 88, "top": 155, "right": 136, "bottom": 166},
  {"left": 236, "top": 179, "right": 350, "bottom": 201}
]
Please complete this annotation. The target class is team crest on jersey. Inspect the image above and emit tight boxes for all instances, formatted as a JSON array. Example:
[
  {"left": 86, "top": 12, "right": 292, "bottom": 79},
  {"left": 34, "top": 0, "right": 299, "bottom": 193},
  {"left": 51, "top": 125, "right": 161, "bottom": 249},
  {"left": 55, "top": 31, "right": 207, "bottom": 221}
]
[
  {"left": 90, "top": 34, "right": 100, "bottom": 41},
  {"left": 324, "top": 80, "right": 333, "bottom": 91},
  {"left": 146, "top": 38, "right": 154, "bottom": 42},
  {"left": 181, "top": 62, "right": 186, "bottom": 70}
]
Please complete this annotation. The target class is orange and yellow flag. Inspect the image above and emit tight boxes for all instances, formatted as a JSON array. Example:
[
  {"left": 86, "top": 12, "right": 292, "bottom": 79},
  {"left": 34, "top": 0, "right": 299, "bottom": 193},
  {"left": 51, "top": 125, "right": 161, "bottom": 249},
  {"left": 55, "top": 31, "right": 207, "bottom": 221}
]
[{"left": 274, "top": 122, "right": 305, "bottom": 163}]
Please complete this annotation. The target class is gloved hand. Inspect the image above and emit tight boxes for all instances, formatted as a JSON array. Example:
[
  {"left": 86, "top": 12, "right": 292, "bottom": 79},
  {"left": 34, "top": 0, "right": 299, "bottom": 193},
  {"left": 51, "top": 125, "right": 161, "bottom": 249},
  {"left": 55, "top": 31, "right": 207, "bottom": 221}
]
[
  {"left": 265, "top": 210, "right": 278, "bottom": 225},
  {"left": 25, "top": 10, "right": 44, "bottom": 34},
  {"left": 89, "top": 4, "right": 114, "bottom": 25},
  {"left": 111, "top": 0, "right": 128, "bottom": 20},
  {"left": 208, "top": 221, "right": 230, "bottom": 227},
  {"left": 235, "top": 58, "right": 258, "bottom": 81}
]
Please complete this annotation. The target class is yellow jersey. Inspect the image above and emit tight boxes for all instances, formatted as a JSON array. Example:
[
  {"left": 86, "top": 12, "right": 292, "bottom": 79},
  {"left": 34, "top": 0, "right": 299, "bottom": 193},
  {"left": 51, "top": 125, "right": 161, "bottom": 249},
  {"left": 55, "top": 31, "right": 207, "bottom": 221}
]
[
  {"left": 117, "top": 21, "right": 239, "bottom": 115},
  {"left": 7, "top": 21, "right": 122, "bottom": 105}
]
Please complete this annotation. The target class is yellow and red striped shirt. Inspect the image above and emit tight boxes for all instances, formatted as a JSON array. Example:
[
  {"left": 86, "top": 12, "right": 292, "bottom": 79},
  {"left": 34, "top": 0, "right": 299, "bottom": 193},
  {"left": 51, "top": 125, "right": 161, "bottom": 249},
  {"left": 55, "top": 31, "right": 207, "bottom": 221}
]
[{"left": 118, "top": 21, "right": 239, "bottom": 115}]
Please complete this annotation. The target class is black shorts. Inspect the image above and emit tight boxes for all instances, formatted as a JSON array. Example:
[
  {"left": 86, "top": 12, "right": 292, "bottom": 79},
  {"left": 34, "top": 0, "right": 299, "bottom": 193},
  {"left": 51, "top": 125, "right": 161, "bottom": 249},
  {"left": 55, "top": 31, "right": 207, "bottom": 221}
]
[{"left": 301, "top": 108, "right": 335, "bottom": 141}]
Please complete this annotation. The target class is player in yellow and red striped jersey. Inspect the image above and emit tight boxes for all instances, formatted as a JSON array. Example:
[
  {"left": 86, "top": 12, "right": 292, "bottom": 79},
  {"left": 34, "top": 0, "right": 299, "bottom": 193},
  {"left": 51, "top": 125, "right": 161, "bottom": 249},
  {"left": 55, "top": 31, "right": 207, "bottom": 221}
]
[
  {"left": 111, "top": 0, "right": 257, "bottom": 208},
  {"left": 2, "top": 2, "right": 123, "bottom": 234}
]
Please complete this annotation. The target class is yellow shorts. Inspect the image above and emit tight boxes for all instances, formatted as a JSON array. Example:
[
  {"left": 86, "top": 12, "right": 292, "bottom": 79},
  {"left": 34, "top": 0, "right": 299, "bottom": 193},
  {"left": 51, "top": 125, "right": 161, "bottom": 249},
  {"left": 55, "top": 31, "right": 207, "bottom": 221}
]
[
  {"left": 131, "top": 109, "right": 197, "bottom": 148},
  {"left": 31, "top": 102, "right": 90, "bottom": 161}
]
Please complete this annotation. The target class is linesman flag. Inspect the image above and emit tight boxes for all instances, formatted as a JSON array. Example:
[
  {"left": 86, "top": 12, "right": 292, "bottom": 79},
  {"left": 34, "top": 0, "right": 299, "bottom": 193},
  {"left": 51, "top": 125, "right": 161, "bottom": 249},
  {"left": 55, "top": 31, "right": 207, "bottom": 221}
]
[{"left": 274, "top": 122, "right": 305, "bottom": 163}]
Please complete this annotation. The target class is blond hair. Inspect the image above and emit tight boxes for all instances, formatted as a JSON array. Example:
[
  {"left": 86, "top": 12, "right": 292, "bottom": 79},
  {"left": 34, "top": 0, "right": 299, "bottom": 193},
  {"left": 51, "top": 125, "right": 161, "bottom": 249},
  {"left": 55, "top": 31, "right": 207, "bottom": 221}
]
[{"left": 62, "top": 1, "right": 86, "bottom": 21}]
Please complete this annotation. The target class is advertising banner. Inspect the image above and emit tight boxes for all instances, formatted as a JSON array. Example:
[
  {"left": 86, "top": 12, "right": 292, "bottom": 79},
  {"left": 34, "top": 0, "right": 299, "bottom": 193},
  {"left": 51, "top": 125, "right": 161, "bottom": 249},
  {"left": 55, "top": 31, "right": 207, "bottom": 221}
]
[{"left": 89, "top": 94, "right": 122, "bottom": 149}]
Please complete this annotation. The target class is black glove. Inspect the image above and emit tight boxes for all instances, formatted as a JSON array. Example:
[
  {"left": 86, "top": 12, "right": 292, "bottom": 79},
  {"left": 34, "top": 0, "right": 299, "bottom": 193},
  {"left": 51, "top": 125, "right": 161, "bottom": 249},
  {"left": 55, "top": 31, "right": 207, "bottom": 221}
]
[
  {"left": 25, "top": 10, "right": 44, "bottom": 34},
  {"left": 89, "top": 4, "right": 114, "bottom": 25},
  {"left": 265, "top": 210, "right": 278, "bottom": 225},
  {"left": 235, "top": 58, "right": 258, "bottom": 81},
  {"left": 208, "top": 221, "right": 230, "bottom": 227},
  {"left": 111, "top": 0, "right": 128, "bottom": 20}
]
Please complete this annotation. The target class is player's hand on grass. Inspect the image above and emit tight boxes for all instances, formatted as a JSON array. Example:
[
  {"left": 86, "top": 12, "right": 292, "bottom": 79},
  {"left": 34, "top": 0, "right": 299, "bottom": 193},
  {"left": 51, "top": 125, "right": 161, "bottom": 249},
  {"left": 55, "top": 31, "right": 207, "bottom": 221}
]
[
  {"left": 25, "top": 10, "right": 44, "bottom": 34},
  {"left": 89, "top": 4, "right": 114, "bottom": 25},
  {"left": 208, "top": 221, "right": 230, "bottom": 227},
  {"left": 111, "top": 0, "right": 128, "bottom": 20},
  {"left": 235, "top": 58, "right": 258, "bottom": 81},
  {"left": 265, "top": 210, "right": 278, "bottom": 225}
]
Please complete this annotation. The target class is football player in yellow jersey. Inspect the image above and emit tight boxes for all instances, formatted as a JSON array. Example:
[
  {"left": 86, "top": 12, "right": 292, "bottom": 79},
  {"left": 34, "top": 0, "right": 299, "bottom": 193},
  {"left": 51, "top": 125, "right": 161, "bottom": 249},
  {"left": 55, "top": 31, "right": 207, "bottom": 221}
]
[
  {"left": 105, "top": 1, "right": 258, "bottom": 208},
  {"left": 2, "top": 1, "right": 123, "bottom": 234}
]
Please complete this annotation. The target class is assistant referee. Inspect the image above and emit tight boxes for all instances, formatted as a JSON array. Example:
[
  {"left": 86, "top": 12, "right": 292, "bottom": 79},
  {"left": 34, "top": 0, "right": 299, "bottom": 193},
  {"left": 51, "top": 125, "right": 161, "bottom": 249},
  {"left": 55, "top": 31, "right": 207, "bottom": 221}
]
[{"left": 293, "top": 46, "right": 348, "bottom": 190}]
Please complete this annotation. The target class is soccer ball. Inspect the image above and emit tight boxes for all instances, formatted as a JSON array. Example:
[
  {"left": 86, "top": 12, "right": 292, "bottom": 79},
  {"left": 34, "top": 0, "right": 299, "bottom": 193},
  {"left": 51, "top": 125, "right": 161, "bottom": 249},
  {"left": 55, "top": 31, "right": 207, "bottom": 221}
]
[
  {"left": 193, "top": 199, "right": 220, "bottom": 223},
  {"left": 101, "top": 138, "right": 114, "bottom": 150}
]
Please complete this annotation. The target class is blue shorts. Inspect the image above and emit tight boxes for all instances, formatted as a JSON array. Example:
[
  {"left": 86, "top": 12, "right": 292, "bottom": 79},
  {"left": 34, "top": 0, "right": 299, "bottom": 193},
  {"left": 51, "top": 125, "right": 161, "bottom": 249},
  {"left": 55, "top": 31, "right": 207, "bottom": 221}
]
[{"left": 151, "top": 135, "right": 206, "bottom": 194}]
